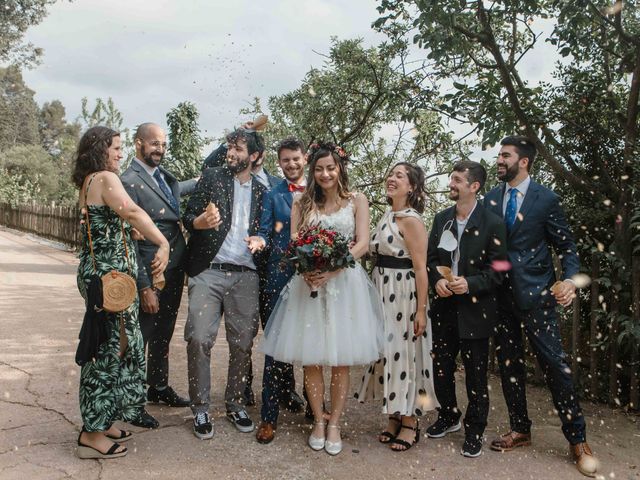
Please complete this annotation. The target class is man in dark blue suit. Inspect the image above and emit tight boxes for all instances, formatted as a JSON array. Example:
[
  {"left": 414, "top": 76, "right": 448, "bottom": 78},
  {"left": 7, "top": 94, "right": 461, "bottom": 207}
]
[
  {"left": 484, "top": 136, "right": 599, "bottom": 477},
  {"left": 245, "top": 137, "right": 307, "bottom": 444}
]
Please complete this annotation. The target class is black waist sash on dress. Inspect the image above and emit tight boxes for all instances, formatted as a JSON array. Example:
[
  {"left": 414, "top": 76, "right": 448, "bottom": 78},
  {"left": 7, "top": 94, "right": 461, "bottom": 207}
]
[{"left": 374, "top": 254, "right": 413, "bottom": 269}]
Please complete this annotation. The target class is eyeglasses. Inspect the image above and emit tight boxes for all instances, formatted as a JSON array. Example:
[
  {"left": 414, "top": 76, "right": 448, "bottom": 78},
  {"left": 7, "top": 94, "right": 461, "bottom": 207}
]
[{"left": 147, "top": 141, "right": 167, "bottom": 149}]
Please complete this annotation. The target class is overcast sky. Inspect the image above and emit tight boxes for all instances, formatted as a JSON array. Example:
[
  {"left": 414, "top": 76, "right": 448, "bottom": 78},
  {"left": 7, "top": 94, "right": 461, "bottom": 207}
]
[
  {"left": 22, "top": 0, "right": 558, "bottom": 158},
  {"left": 23, "top": 0, "right": 387, "bottom": 141}
]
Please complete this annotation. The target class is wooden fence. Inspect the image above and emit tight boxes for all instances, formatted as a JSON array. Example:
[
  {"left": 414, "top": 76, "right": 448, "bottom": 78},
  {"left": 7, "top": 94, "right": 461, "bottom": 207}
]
[
  {"left": 0, "top": 202, "right": 81, "bottom": 249},
  {"left": 0, "top": 202, "right": 638, "bottom": 409}
]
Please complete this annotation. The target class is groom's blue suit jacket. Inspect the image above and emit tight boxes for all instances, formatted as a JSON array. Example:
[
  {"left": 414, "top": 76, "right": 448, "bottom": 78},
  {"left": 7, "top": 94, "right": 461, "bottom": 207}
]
[
  {"left": 257, "top": 179, "right": 296, "bottom": 296},
  {"left": 484, "top": 180, "right": 580, "bottom": 311}
]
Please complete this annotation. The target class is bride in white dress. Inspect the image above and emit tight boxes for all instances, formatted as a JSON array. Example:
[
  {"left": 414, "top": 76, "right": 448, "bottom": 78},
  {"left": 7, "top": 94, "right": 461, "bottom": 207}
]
[{"left": 261, "top": 143, "right": 384, "bottom": 455}]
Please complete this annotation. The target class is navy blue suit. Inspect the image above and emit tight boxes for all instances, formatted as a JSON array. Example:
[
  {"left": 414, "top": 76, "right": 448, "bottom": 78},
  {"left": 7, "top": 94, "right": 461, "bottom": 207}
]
[
  {"left": 484, "top": 179, "right": 585, "bottom": 444},
  {"left": 256, "top": 179, "right": 299, "bottom": 424}
]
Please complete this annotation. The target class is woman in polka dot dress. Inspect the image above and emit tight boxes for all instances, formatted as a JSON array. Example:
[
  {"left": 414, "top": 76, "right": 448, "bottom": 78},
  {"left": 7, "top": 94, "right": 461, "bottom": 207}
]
[{"left": 357, "top": 162, "right": 438, "bottom": 451}]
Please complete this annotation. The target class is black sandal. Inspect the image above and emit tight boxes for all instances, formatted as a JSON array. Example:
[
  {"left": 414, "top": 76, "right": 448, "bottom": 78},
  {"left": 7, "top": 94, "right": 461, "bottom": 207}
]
[
  {"left": 76, "top": 430, "right": 128, "bottom": 459},
  {"left": 379, "top": 415, "right": 401, "bottom": 444},
  {"left": 390, "top": 419, "right": 420, "bottom": 452},
  {"left": 105, "top": 429, "right": 133, "bottom": 442}
]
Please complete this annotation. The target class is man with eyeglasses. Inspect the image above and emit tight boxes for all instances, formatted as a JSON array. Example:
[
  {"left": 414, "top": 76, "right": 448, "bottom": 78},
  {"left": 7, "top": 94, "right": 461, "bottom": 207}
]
[
  {"left": 121, "top": 123, "right": 197, "bottom": 428},
  {"left": 426, "top": 160, "right": 507, "bottom": 458}
]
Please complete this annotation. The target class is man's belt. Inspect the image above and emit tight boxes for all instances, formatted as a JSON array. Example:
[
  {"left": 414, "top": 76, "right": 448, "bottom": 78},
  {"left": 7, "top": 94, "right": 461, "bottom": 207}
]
[{"left": 209, "top": 262, "right": 255, "bottom": 272}]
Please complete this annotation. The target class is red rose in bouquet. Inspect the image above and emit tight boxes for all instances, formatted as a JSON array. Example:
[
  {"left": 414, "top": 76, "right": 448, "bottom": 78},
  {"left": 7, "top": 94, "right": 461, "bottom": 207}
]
[{"left": 281, "top": 224, "right": 356, "bottom": 297}]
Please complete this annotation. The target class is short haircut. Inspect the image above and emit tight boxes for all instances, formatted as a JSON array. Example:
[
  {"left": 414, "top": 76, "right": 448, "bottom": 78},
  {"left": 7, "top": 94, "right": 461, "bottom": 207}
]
[
  {"left": 500, "top": 135, "right": 536, "bottom": 171},
  {"left": 452, "top": 160, "right": 487, "bottom": 190},
  {"left": 134, "top": 122, "right": 158, "bottom": 141},
  {"left": 226, "top": 128, "right": 264, "bottom": 156},
  {"left": 276, "top": 137, "right": 305, "bottom": 159}
]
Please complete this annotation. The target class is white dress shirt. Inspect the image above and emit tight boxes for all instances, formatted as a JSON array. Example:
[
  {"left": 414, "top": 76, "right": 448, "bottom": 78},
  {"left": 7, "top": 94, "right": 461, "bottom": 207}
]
[
  {"left": 133, "top": 157, "right": 166, "bottom": 188},
  {"left": 452, "top": 200, "right": 477, "bottom": 276},
  {"left": 502, "top": 175, "right": 531, "bottom": 216},
  {"left": 212, "top": 177, "right": 255, "bottom": 269}
]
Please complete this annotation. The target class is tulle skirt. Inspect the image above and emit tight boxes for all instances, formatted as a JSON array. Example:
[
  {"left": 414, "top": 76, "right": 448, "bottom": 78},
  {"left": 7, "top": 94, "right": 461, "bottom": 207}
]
[{"left": 261, "top": 265, "right": 385, "bottom": 366}]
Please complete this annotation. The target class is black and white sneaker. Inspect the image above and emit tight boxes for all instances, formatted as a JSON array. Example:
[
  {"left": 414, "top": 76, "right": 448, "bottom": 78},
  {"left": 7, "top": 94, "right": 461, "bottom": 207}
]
[
  {"left": 226, "top": 409, "right": 255, "bottom": 433},
  {"left": 461, "top": 434, "right": 483, "bottom": 458},
  {"left": 426, "top": 416, "right": 462, "bottom": 438},
  {"left": 193, "top": 412, "right": 214, "bottom": 440}
]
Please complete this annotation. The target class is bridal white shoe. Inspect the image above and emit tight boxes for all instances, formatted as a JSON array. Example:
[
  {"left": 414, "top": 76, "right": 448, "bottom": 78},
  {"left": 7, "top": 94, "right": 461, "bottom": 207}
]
[
  {"left": 308, "top": 422, "right": 325, "bottom": 451},
  {"left": 324, "top": 424, "right": 343, "bottom": 455}
]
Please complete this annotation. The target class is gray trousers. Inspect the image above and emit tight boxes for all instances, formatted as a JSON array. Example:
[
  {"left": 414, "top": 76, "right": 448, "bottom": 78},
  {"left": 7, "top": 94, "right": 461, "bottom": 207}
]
[{"left": 185, "top": 268, "right": 259, "bottom": 414}]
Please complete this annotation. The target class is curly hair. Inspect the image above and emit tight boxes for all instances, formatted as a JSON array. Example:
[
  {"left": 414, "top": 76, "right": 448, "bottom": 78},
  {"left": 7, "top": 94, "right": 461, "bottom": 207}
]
[
  {"left": 297, "top": 142, "right": 351, "bottom": 228},
  {"left": 276, "top": 137, "right": 306, "bottom": 158},
  {"left": 71, "top": 126, "right": 120, "bottom": 189},
  {"left": 386, "top": 162, "right": 427, "bottom": 213}
]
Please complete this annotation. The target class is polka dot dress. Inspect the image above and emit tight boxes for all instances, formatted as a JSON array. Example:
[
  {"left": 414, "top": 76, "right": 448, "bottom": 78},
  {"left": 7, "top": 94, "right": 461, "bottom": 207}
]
[{"left": 355, "top": 208, "right": 439, "bottom": 416}]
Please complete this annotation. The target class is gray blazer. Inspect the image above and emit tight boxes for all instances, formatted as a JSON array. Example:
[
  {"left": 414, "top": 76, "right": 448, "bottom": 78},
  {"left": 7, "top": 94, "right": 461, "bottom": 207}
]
[{"left": 121, "top": 160, "right": 197, "bottom": 290}]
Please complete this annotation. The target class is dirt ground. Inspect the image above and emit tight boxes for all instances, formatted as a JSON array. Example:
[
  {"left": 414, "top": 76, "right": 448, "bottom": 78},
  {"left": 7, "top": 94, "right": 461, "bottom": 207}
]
[{"left": 0, "top": 227, "right": 638, "bottom": 480}]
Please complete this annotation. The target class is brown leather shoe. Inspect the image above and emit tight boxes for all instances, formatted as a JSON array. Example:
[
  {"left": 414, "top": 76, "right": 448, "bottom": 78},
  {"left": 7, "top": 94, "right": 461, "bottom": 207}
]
[
  {"left": 490, "top": 431, "right": 532, "bottom": 452},
  {"left": 571, "top": 442, "right": 599, "bottom": 477},
  {"left": 256, "top": 422, "right": 276, "bottom": 444}
]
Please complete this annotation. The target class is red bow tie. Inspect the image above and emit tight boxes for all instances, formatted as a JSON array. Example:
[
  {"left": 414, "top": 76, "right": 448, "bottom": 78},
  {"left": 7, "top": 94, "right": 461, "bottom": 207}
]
[{"left": 288, "top": 183, "right": 305, "bottom": 193}]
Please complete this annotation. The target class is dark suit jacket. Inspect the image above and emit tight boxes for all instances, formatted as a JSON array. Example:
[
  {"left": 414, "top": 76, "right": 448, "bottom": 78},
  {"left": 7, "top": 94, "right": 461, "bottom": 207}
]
[
  {"left": 256, "top": 179, "right": 295, "bottom": 288},
  {"left": 484, "top": 180, "right": 580, "bottom": 310},
  {"left": 427, "top": 202, "right": 507, "bottom": 339},
  {"left": 121, "top": 161, "right": 197, "bottom": 290},
  {"left": 182, "top": 166, "right": 266, "bottom": 278}
]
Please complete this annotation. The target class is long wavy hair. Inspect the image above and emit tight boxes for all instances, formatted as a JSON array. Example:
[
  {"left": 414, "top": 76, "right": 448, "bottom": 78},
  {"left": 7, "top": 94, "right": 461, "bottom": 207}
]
[
  {"left": 297, "top": 142, "right": 351, "bottom": 228},
  {"left": 72, "top": 126, "right": 120, "bottom": 188},
  {"left": 385, "top": 162, "right": 427, "bottom": 213}
]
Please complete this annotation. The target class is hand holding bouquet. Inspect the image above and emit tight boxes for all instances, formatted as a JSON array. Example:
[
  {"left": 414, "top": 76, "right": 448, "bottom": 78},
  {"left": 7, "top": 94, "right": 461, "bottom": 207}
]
[{"left": 281, "top": 224, "right": 356, "bottom": 297}]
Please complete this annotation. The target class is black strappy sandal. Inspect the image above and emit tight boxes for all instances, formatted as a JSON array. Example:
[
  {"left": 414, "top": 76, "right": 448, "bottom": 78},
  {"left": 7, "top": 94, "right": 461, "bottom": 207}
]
[
  {"left": 379, "top": 415, "right": 401, "bottom": 444},
  {"left": 76, "top": 429, "right": 128, "bottom": 459},
  {"left": 105, "top": 429, "right": 133, "bottom": 442},
  {"left": 390, "top": 419, "right": 420, "bottom": 452}
]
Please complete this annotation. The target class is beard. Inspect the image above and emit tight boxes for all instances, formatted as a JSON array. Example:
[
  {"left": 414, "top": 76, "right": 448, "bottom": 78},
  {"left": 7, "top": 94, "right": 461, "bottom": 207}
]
[
  {"left": 497, "top": 162, "right": 519, "bottom": 182},
  {"left": 227, "top": 155, "right": 250, "bottom": 174},
  {"left": 141, "top": 144, "right": 163, "bottom": 168},
  {"left": 448, "top": 189, "right": 459, "bottom": 201}
]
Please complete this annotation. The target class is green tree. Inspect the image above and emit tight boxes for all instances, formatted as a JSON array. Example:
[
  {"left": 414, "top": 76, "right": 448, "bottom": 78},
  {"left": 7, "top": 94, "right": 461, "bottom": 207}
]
[
  {"left": 0, "top": 0, "right": 56, "bottom": 68},
  {"left": 0, "top": 66, "right": 41, "bottom": 150},
  {"left": 375, "top": 0, "right": 640, "bottom": 402},
  {"left": 0, "top": 144, "right": 58, "bottom": 204},
  {"left": 267, "top": 38, "right": 460, "bottom": 219},
  {"left": 165, "top": 101, "right": 206, "bottom": 181}
]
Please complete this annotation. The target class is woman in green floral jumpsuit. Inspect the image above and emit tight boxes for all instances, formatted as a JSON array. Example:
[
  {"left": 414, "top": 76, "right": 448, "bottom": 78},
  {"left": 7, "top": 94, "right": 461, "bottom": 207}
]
[{"left": 72, "top": 126, "right": 170, "bottom": 459}]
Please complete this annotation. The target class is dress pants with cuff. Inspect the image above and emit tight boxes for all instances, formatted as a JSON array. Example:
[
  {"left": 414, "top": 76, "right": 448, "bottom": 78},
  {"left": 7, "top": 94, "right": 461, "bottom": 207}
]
[
  {"left": 185, "top": 268, "right": 259, "bottom": 415},
  {"left": 495, "top": 289, "right": 586, "bottom": 444},
  {"left": 432, "top": 313, "right": 490, "bottom": 438},
  {"left": 139, "top": 266, "right": 184, "bottom": 389}
]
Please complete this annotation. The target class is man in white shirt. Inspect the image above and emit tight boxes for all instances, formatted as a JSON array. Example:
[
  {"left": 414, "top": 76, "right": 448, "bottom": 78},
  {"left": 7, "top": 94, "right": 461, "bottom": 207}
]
[{"left": 182, "top": 129, "right": 267, "bottom": 439}]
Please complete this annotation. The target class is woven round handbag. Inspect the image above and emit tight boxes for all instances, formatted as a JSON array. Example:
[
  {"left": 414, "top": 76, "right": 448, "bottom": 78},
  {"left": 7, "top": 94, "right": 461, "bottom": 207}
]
[
  {"left": 102, "top": 270, "right": 137, "bottom": 313},
  {"left": 83, "top": 174, "right": 138, "bottom": 314}
]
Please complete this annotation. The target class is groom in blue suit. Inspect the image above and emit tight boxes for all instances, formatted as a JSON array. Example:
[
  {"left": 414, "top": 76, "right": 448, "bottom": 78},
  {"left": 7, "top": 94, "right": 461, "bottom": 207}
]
[
  {"left": 246, "top": 137, "right": 307, "bottom": 444},
  {"left": 484, "top": 136, "right": 598, "bottom": 477}
]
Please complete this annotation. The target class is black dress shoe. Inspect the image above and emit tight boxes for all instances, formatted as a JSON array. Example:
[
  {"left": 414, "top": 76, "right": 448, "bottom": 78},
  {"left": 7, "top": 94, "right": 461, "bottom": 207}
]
[
  {"left": 147, "top": 386, "right": 190, "bottom": 407},
  {"left": 280, "top": 391, "right": 304, "bottom": 413},
  {"left": 130, "top": 410, "right": 159, "bottom": 429}
]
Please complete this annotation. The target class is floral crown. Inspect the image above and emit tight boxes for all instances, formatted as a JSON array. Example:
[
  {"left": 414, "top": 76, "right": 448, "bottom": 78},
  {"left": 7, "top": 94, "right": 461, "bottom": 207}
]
[{"left": 309, "top": 142, "right": 349, "bottom": 161}]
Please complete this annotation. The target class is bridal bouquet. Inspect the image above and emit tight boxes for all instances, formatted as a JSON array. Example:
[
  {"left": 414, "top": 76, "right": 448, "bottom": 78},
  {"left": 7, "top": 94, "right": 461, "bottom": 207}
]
[{"left": 281, "top": 224, "right": 355, "bottom": 297}]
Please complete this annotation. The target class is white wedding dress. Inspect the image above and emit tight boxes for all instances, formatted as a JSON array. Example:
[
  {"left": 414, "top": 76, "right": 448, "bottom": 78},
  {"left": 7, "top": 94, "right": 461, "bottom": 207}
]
[{"left": 261, "top": 200, "right": 384, "bottom": 366}]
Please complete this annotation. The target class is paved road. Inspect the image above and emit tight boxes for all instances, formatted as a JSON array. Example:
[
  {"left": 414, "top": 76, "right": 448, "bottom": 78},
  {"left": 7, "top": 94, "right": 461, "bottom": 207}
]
[{"left": 0, "top": 227, "right": 638, "bottom": 480}]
